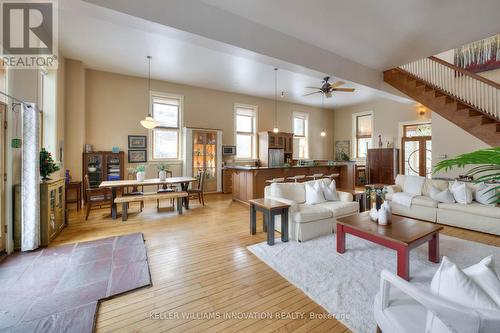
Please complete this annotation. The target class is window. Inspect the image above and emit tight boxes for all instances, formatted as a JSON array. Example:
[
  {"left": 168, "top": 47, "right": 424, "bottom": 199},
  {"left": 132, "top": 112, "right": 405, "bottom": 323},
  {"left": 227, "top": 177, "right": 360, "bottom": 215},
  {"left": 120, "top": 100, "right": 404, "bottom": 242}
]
[
  {"left": 354, "top": 113, "right": 373, "bottom": 159},
  {"left": 235, "top": 104, "right": 257, "bottom": 159},
  {"left": 151, "top": 93, "right": 182, "bottom": 160},
  {"left": 293, "top": 112, "right": 309, "bottom": 159}
]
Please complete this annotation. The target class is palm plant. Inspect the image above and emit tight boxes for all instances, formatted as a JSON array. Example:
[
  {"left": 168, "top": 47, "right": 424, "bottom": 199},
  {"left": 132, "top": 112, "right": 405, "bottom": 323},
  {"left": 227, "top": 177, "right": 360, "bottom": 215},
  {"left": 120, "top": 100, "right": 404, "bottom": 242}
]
[{"left": 433, "top": 147, "right": 500, "bottom": 204}]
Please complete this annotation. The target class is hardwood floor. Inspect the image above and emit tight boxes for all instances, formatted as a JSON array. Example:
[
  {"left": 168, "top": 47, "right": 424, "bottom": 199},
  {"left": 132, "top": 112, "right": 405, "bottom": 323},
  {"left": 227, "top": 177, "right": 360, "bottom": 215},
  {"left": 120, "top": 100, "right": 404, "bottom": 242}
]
[{"left": 54, "top": 194, "right": 500, "bottom": 333}]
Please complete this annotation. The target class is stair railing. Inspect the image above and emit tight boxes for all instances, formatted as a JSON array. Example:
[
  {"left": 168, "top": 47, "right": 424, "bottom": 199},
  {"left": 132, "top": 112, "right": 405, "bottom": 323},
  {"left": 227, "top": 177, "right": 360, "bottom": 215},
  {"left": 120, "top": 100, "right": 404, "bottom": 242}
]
[{"left": 399, "top": 56, "right": 500, "bottom": 120}]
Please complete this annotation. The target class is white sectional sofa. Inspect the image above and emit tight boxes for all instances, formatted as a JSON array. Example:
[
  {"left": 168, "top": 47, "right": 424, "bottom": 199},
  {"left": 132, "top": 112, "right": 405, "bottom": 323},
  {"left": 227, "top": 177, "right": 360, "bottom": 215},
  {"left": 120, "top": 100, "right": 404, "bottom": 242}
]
[
  {"left": 385, "top": 175, "right": 500, "bottom": 235},
  {"left": 264, "top": 179, "right": 359, "bottom": 241}
]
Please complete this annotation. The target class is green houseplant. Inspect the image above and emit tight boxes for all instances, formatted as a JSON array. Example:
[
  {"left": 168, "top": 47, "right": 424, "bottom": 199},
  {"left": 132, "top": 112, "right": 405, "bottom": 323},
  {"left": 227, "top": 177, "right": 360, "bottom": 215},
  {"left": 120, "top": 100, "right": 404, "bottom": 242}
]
[
  {"left": 40, "top": 148, "right": 60, "bottom": 181},
  {"left": 157, "top": 163, "right": 170, "bottom": 181},
  {"left": 433, "top": 147, "right": 500, "bottom": 204},
  {"left": 135, "top": 165, "right": 146, "bottom": 182}
]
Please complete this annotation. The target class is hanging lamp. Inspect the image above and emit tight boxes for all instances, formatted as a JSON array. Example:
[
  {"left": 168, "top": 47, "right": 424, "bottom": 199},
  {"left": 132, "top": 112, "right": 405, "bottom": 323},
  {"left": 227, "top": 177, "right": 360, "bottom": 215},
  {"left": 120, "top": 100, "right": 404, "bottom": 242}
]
[
  {"left": 320, "top": 93, "right": 326, "bottom": 137},
  {"left": 140, "top": 56, "right": 158, "bottom": 129},
  {"left": 273, "top": 68, "right": 279, "bottom": 133}
]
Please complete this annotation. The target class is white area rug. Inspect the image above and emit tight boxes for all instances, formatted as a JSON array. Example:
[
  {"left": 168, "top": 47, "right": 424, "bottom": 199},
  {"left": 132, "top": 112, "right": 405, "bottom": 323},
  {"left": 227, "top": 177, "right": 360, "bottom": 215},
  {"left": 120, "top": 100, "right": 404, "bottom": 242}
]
[{"left": 248, "top": 234, "right": 500, "bottom": 333}]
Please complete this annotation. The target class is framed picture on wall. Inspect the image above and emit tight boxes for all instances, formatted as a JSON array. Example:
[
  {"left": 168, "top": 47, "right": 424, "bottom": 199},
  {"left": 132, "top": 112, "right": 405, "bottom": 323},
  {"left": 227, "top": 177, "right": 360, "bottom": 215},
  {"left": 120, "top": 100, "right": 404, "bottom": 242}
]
[
  {"left": 128, "top": 135, "right": 147, "bottom": 149},
  {"left": 128, "top": 150, "right": 147, "bottom": 163}
]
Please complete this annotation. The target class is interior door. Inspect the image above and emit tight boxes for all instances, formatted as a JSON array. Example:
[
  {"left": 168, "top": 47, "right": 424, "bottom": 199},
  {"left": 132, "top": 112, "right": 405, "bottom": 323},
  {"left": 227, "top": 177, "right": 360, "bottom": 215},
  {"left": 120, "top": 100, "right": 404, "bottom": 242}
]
[
  {"left": 402, "top": 136, "right": 432, "bottom": 177},
  {"left": 0, "top": 104, "right": 6, "bottom": 253}
]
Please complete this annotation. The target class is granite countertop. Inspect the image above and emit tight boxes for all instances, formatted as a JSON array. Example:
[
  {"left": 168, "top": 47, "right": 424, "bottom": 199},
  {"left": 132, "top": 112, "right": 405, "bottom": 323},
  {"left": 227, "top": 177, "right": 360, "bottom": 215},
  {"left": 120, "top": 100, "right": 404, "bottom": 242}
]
[{"left": 224, "top": 161, "right": 355, "bottom": 170}]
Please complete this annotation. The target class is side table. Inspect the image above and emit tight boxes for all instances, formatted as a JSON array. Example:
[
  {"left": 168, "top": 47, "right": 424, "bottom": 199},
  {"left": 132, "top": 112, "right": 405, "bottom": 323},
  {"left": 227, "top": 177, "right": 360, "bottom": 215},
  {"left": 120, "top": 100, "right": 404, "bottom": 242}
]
[
  {"left": 66, "top": 181, "right": 82, "bottom": 211},
  {"left": 249, "top": 198, "right": 290, "bottom": 246}
]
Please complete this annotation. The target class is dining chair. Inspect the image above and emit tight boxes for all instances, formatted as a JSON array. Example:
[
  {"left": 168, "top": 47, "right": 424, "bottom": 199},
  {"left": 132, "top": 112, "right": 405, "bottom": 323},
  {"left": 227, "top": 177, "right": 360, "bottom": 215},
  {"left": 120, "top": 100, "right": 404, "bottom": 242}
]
[
  {"left": 157, "top": 170, "right": 175, "bottom": 209},
  {"left": 188, "top": 170, "right": 206, "bottom": 206},
  {"left": 84, "top": 175, "right": 113, "bottom": 220}
]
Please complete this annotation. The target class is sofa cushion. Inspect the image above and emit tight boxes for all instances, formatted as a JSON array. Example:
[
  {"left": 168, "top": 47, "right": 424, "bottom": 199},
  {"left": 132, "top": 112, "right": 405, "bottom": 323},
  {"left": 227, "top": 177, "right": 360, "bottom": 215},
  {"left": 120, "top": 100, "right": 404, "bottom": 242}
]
[
  {"left": 305, "top": 181, "right": 326, "bottom": 205},
  {"left": 429, "top": 186, "right": 455, "bottom": 204},
  {"left": 292, "top": 204, "right": 333, "bottom": 223},
  {"left": 422, "top": 179, "right": 450, "bottom": 196},
  {"left": 270, "top": 182, "right": 305, "bottom": 203},
  {"left": 315, "top": 201, "right": 359, "bottom": 217},
  {"left": 403, "top": 175, "right": 426, "bottom": 196},
  {"left": 438, "top": 202, "right": 500, "bottom": 219},
  {"left": 475, "top": 183, "right": 497, "bottom": 206},
  {"left": 450, "top": 181, "right": 473, "bottom": 204},
  {"left": 411, "top": 196, "right": 439, "bottom": 208}
]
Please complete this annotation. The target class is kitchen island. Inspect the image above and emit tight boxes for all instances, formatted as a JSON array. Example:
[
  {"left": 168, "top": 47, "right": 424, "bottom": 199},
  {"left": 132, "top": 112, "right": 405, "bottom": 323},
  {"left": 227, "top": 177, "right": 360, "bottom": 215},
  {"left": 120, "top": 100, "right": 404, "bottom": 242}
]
[{"left": 225, "top": 162, "right": 356, "bottom": 204}]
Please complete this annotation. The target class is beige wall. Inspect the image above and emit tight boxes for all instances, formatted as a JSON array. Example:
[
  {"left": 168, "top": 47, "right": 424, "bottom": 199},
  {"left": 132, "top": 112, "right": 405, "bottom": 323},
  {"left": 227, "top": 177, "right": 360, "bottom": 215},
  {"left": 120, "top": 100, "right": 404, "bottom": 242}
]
[
  {"left": 64, "top": 59, "right": 86, "bottom": 181},
  {"left": 66, "top": 64, "right": 335, "bottom": 180},
  {"left": 333, "top": 97, "right": 431, "bottom": 159}
]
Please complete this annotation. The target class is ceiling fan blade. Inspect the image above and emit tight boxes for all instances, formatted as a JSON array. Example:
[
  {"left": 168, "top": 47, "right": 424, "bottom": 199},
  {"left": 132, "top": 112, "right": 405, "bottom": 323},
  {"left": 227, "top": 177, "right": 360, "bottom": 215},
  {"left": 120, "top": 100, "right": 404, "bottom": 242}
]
[
  {"left": 332, "top": 88, "right": 355, "bottom": 92},
  {"left": 305, "top": 86, "right": 322, "bottom": 90},
  {"left": 303, "top": 91, "right": 320, "bottom": 96},
  {"left": 330, "top": 81, "right": 345, "bottom": 89}
]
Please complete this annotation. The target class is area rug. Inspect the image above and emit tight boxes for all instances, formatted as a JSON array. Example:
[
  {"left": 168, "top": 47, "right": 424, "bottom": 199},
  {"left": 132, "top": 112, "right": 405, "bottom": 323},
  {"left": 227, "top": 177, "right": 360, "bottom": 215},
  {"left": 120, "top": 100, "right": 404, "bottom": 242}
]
[
  {"left": 0, "top": 233, "right": 152, "bottom": 333},
  {"left": 248, "top": 234, "right": 500, "bottom": 333}
]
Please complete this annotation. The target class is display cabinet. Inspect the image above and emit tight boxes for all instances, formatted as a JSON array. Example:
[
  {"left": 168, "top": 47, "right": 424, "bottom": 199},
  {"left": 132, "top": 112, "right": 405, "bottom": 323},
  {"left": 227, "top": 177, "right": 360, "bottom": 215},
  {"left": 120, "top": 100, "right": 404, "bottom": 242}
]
[
  {"left": 40, "top": 178, "right": 66, "bottom": 246},
  {"left": 82, "top": 151, "right": 124, "bottom": 200}
]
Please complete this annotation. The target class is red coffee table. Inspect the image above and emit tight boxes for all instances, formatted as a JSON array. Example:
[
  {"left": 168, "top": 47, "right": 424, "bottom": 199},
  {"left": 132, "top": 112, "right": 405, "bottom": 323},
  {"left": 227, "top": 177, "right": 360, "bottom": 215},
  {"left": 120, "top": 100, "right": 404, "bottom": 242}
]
[{"left": 336, "top": 212, "right": 443, "bottom": 280}]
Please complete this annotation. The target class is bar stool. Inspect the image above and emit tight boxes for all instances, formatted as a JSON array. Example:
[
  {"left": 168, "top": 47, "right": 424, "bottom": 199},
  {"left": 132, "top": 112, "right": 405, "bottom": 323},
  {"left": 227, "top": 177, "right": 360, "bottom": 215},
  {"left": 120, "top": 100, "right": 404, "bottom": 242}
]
[
  {"left": 286, "top": 175, "right": 306, "bottom": 183},
  {"left": 323, "top": 173, "right": 340, "bottom": 180},
  {"left": 265, "top": 177, "right": 285, "bottom": 184},
  {"left": 306, "top": 173, "right": 324, "bottom": 180}
]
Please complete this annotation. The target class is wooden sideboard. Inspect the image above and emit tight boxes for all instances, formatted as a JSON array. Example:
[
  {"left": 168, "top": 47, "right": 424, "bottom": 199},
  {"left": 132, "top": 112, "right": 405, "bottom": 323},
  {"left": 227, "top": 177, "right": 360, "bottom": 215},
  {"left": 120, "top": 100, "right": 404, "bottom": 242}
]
[{"left": 366, "top": 148, "right": 399, "bottom": 185}]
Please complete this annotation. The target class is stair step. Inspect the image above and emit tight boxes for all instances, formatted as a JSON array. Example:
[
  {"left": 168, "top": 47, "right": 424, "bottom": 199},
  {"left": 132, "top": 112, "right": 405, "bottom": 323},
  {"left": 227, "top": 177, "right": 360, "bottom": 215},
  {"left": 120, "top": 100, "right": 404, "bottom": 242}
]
[
  {"left": 481, "top": 116, "right": 495, "bottom": 125},
  {"left": 424, "top": 86, "right": 433, "bottom": 92},
  {"left": 415, "top": 81, "right": 425, "bottom": 87},
  {"left": 434, "top": 91, "right": 445, "bottom": 98},
  {"left": 456, "top": 103, "right": 468, "bottom": 110},
  {"left": 468, "top": 110, "right": 482, "bottom": 117},
  {"left": 445, "top": 97, "right": 454, "bottom": 104}
]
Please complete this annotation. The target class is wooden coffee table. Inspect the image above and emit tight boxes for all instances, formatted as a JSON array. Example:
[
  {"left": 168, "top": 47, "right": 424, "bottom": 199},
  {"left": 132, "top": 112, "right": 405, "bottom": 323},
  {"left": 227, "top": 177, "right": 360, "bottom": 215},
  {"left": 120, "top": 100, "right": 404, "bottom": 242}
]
[{"left": 336, "top": 212, "right": 443, "bottom": 280}]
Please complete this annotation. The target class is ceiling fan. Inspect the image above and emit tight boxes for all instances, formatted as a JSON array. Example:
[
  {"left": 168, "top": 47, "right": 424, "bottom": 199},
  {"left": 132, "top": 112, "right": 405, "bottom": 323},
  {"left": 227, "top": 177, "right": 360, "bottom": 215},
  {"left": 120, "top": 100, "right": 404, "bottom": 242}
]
[{"left": 304, "top": 76, "right": 355, "bottom": 98}]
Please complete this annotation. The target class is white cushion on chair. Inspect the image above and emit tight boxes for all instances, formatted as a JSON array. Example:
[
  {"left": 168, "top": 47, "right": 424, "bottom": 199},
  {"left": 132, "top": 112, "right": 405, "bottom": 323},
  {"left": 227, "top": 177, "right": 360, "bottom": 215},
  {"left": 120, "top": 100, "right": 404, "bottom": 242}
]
[
  {"left": 305, "top": 182, "right": 326, "bottom": 205},
  {"left": 463, "top": 256, "right": 500, "bottom": 307},
  {"left": 426, "top": 256, "right": 499, "bottom": 333}
]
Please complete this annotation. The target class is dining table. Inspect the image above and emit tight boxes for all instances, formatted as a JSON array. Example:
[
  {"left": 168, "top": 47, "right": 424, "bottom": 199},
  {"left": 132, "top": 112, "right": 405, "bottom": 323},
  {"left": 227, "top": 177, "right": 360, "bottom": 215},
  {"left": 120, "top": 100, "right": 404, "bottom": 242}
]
[{"left": 99, "top": 177, "right": 197, "bottom": 219}]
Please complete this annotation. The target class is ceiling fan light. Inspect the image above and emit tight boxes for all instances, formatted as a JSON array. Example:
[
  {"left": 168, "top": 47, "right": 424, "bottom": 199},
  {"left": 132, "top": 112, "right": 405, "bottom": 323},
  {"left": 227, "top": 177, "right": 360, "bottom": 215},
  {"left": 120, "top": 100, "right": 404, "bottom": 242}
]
[
  {"left": 320, "top": 130, "right": 326, "bottom": 137},
  {"left": 140, "top": 116, "right": 158, "bottom": 129},
  {"left": 273, "top": 127, "right": 279, "bottom": 133}
]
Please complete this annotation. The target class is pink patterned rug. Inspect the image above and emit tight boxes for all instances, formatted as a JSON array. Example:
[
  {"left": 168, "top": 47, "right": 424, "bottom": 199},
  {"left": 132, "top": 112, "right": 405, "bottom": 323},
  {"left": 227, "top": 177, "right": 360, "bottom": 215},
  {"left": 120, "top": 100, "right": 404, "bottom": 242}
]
[{"left": 0, "top": 233, "right": 151, "bottom": 333}]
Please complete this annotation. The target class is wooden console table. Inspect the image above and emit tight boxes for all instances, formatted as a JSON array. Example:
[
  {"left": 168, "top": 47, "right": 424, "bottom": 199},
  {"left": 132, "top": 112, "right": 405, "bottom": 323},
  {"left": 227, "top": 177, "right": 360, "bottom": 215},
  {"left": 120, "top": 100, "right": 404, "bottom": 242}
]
[{"left": 249, "top": 198, "right": 289, "bottom": 246}]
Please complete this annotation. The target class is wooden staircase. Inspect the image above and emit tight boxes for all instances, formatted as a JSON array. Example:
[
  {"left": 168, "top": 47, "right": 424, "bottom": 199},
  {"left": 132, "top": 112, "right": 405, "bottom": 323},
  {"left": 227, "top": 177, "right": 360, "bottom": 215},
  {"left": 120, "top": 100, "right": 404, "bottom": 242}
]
[{"left": 384, "top": 56, "right": 500, "bottom": 146}]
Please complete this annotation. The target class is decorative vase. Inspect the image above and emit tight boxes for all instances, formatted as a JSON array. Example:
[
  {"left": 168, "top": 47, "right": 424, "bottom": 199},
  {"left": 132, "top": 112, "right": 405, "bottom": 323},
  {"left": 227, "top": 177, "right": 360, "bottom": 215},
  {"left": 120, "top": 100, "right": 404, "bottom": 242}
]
[
  {"left": 378, "top": 207, "right": 389, "bottom": 225},
  {"left": 136, "top": 171, "right": 145, "bottom": 182},
  {"left": 369, "top": 207, "right": 378, "bottom": 222},
  {"left": 159, "top": 170, "right": 167, "bottom": 181},
  {"left": 381, "top": 201, "right": 392, "bottom": 216}
]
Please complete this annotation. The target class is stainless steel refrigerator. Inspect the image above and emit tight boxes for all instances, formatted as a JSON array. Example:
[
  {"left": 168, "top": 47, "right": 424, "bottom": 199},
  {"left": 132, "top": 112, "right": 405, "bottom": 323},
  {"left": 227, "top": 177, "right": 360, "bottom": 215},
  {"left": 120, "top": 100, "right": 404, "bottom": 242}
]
[{"left": 268, "top": 149, "right": 284, "bottom": 167}]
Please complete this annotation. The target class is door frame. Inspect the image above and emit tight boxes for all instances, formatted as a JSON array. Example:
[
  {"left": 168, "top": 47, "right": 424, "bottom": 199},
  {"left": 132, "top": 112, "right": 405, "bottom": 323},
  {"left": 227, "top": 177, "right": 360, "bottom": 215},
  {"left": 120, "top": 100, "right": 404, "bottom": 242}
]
[
  {"left": 401, "top": 135, "right": 432, "bottom": 177},
  {"left": 0, "top": 103, "right": 5, "bottom": 254}
]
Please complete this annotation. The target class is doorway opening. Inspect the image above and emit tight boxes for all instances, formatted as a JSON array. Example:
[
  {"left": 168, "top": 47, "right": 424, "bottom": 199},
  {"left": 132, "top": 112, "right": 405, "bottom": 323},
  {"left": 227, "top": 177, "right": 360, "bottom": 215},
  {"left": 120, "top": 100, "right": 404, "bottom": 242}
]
[{"left": 401, "top": 123, "right": 432, "bottom": 177}]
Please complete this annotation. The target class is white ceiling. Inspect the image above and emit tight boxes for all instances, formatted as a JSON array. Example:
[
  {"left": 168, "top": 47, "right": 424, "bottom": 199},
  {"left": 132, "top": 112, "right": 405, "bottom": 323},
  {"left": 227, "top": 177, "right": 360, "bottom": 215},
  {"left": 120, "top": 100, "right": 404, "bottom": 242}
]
[
  {"left": 60, "top": 0, "right": 404, "bottom": 108},
  {"left": 200, "top": 0, "right": 500, "bottom": 70}
]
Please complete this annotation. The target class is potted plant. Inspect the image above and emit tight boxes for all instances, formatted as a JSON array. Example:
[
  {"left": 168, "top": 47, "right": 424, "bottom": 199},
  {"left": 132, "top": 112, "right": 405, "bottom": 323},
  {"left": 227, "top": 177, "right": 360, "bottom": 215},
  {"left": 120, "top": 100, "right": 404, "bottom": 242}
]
[
  {"left": 433, "top": 147, "right": 500, "bottom": 204},
  {"left": 135, "top": 165, "right": 146, "bottom": 182},
  {"left": 157, "top": 163, "right": 170, "bottom": 181},
  {"left": 40, "top": 148, "right": 60, "bottom": 181}
]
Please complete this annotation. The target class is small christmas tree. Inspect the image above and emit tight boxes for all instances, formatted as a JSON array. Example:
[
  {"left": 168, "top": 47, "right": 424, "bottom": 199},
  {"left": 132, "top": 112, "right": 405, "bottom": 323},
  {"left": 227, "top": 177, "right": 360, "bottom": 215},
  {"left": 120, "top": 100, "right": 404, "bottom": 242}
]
[{"left": 40, "top": 148, "right": 60, "bottom": 181}]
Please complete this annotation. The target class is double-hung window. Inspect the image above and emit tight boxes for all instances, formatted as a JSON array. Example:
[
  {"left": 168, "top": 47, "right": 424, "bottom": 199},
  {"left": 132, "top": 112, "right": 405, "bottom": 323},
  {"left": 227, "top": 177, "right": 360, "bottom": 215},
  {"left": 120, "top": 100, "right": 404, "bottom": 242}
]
[
  {"left": 293, "top": 112, "right": 309, "bottom": 159},
  {"left": 151, "top": 93, "right": 182, "bottom": 160},
  {"left": 235, "top": 104, "right": 257, "bottom": 159},
  {"left": 354, "top": 113, "right": 373, "bottom": 159}
]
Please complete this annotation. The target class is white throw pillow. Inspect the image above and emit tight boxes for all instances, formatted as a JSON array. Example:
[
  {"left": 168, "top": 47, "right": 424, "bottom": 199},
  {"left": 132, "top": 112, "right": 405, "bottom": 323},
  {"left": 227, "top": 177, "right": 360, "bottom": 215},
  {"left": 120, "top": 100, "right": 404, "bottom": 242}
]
[
  {"left": 426, "top": 256, "right": 499, "bottom": 333},
  {"left": 475, "top": 183, "right": 497, "bottom": 206},
  {"left": 429, "top": 186, "right": 455, "bottom": 204},
  {"left": 305, "top": 181, "right": 326, "bottom": 205},
  {"left": 403, "top": 175, "right": 426, "bottom": 196},
  {"left": 450, "top": 181, "right": 473, "bottom": 204},
  {"left": 321, "top": 180, "right": 339, "bottom": 201},
  {"left": 463, "top": 256, "right": 500, "bottom": 307}
]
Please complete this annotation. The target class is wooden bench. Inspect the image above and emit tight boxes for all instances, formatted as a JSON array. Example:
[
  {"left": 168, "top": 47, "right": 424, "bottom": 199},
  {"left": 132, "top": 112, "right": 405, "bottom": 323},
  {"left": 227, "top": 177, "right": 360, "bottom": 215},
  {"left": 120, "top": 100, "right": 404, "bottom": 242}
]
[{"left": 114, "top": 191, "right": 188, "bottom": 221}]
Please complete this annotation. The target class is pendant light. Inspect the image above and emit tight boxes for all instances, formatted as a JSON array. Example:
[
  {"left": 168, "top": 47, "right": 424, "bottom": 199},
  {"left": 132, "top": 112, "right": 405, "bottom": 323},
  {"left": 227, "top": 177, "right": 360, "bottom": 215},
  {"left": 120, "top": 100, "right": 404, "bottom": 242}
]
[
  {"left": 140, "top": 55, "right": 158, "bottom": 129},
  {"left": 320, "top": 93, "right": 326, "bottom": 137},
  {"left": 272, "top": 68, "right": 279, "bottom": 133}
]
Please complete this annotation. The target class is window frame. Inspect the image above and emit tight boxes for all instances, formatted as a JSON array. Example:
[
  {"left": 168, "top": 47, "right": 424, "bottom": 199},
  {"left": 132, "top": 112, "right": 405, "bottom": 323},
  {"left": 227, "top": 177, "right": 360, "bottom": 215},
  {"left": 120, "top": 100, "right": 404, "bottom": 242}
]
[
  {"left": 352, "top": 111, "right": 373, "bottom": 160},
  {"left": 149, "top": 91, "right": 183, "bottom": 161},
  {"left": 293, "top": 112, "right": 309, "bottom": 159},
  {"left": 234, "top": 103, "right": 258, "bottom": 160}
]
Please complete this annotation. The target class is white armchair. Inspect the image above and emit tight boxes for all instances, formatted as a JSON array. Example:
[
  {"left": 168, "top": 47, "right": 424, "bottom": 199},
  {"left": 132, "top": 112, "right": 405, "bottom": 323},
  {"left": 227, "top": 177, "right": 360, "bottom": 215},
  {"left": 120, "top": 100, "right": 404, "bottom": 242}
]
[{"left": 374, "top": 270, "right": 500, "bottom": 333}]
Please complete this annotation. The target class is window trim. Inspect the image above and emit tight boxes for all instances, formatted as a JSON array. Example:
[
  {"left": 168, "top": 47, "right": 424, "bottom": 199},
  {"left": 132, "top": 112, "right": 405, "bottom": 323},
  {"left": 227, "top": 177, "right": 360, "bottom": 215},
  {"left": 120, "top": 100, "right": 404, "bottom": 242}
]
[
  {"left": 149, "top": 91, "right": 184, "bottom": 161},
  {"left": 293, "top": 112, "right": 309, "bottom": 159},
  {"left": 234, "top": 103, "right": 258, "bottom": 160},
  {"left": 351, "top": 111, "right": 373, "bottom": 160}
]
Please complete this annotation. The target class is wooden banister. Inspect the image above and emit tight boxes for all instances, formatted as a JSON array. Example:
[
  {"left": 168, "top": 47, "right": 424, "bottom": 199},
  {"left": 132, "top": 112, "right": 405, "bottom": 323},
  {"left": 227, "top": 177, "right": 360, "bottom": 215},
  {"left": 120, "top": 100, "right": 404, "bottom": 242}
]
[{"left": 428, "top": 56, "right": 500, "bottom": 89}]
